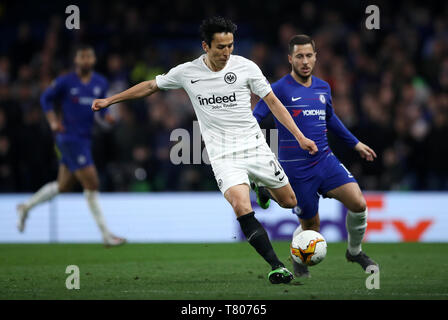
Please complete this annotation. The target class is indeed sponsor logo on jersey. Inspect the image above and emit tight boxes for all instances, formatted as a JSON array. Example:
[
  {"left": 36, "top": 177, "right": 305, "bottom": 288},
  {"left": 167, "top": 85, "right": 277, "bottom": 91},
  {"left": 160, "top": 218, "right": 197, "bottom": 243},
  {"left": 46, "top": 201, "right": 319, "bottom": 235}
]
[
  {"left": 293, "top": 109, "right": 326, "bottom": 120},
  {"left": 197, "top": 92, "right": 236, "bottom": 106}
]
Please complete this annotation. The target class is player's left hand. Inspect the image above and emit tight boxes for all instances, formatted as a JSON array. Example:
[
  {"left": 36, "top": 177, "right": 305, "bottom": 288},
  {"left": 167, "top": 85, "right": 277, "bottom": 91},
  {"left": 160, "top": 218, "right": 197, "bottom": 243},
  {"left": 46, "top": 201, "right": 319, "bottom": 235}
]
[
  {"left": 91, "top": 98, "right": 110, "bottom": 112},
  {"left": 298, "top": 137, "right": 318, "bottom": 155},
  {"left": 354, "top": 142, "right": 377, "bottom": 161}
]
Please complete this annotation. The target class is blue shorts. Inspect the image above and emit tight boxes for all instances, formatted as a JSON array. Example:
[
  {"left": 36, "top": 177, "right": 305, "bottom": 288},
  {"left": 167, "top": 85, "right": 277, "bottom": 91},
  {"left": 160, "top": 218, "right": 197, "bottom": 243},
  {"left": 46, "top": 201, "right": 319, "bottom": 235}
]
[
  {"left": 55, "top": 136, "right": 94, "bottom": 172},
  {"left": 281, "top": 152, "right": 357, "bottom": 220}
]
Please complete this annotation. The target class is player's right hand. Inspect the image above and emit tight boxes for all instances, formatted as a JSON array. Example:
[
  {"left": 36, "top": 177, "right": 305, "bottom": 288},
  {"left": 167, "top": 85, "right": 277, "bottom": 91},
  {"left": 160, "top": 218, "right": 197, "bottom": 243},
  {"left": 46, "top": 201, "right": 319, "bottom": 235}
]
[
  {"left": 298, "top": 137, "right": 318, "bottom": 155},
  {"left": 91, "top": 98, "right": 110, "bottom": 112}
]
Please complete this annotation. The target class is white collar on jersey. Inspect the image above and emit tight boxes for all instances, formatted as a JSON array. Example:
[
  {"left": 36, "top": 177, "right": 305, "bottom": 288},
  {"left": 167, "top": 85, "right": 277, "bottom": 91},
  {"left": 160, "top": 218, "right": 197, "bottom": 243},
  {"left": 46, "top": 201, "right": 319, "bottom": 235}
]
[{"left": 200, "top": 54, "right": 232, "bottom": 73}]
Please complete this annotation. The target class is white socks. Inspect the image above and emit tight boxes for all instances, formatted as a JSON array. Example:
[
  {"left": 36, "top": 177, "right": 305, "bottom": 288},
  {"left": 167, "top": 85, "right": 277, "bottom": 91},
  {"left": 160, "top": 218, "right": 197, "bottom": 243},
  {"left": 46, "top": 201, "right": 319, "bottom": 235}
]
[
  {"left": 292, "top": 209, "right": 368, "bottom": 256},
  {"left": 23, "top": 183, "right": 112, "bottom": 240},
  {"left": 24, "top": 181, "right": 59, "bottom": 211},
  {"left": 346, "top": 208, "right": 368, "bottom": 256},
  {"left": 84, "top": 190, "right": 111, "bottom": 239},
  {"left": 292, "top": 224, "right": 303, "bottom": 239}
]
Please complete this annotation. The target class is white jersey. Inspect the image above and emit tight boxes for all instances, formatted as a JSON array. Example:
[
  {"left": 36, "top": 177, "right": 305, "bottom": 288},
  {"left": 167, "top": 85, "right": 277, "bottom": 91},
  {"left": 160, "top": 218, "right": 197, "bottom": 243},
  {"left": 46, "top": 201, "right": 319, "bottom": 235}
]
[{"left": 155, "top": 54, "right": 272, "bottom": 162}]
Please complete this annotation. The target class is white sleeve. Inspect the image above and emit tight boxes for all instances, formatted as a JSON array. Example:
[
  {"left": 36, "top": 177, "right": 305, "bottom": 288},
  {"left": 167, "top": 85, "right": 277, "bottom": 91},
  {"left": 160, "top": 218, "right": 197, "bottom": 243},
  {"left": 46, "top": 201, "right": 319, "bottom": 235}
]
[
  {"left": 246, "top": 60, "right": 272, "bottom": 98},
  {"left": 155, "top": 64, "right": 185, "bottom": 90}
]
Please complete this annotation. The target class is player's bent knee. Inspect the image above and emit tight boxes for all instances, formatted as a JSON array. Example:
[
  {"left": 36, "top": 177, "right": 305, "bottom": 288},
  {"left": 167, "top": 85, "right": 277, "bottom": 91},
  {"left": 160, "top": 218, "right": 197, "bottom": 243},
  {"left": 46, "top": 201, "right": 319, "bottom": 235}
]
[
  {"left": 58, "top": 187, "right": 67, "bottom": 193},
  {"left": 57, "top": 184, "right": 69, "bottom": 193},
  {"left": 229, "top": 197, "right": 252, "bottom": 216},
  {"left": 232, "top": 203, "right": 253, "bottom": 216},
  {"left": 350, "top": 197, "right": 367, "bottom": 213},
  {"left": 90, "top": 182, "right": 99, "bottom": 191},
  {"left": 81, "top": 178, "right": 99, "bottom": 191},
  {"left": 278, "top": 193, "right": 297, "bottom": 208}
]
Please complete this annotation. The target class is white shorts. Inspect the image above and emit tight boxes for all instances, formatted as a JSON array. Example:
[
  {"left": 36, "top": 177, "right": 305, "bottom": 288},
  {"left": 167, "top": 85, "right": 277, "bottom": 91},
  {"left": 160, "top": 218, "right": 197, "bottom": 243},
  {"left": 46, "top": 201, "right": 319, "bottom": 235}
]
[{"left": 211, "top": 142, "right": 289, "bottom": 195}]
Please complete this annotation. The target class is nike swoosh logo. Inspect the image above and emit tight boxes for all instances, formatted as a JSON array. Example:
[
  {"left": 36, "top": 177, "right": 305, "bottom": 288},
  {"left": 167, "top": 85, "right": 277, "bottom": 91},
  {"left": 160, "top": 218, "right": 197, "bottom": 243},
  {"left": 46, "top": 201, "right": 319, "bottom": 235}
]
[
  {"left": 292, "top": 97, "right": 302, "bottom": 101},
  {"left": 279, "top": 175, "right": 285, "bottom": 181},
  {"left": 191, "top": 79, "right": 201, "bottom": 84},
  {"left": 248, "top": 230, "right": 258, "bottom": 242}
]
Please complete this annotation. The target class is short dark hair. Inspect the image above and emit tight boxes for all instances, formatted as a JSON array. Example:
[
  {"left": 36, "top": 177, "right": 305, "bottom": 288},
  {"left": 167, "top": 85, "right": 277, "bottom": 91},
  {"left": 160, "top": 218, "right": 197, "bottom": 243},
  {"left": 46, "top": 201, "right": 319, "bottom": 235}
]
[
  {"left": 75, "top": 44, "right": 94, "bottom": 54},
  {"left": 288, "top": 35, "right": 316, "bottom": 54},
  {"left": 200, "top": 16, "right": 237, "bottom": 47},
  {"left": 71, "top": 44, "right": 95, "bottom": 61}
]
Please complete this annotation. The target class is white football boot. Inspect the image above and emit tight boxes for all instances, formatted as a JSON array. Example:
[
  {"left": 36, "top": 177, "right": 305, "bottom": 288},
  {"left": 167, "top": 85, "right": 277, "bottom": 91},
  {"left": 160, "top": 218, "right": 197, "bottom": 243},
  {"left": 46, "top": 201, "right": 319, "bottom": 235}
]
[{"left": 104, "top": 234, "right": 127, "bottom": 248}]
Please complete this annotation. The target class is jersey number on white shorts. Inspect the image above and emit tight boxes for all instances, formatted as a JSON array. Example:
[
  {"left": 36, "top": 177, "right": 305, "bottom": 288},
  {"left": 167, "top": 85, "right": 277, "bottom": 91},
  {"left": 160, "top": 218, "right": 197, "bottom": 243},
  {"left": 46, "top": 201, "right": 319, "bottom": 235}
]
[{"left": 270, "top": 159, "right": 285, "bottom": 181}]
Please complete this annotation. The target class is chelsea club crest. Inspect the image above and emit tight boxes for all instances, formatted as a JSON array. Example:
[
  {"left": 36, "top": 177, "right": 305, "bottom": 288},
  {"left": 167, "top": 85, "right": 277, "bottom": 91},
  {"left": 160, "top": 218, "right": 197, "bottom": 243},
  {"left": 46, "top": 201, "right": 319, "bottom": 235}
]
[{"left": 319, "top": 94, "right": 326, "bottom": 104}]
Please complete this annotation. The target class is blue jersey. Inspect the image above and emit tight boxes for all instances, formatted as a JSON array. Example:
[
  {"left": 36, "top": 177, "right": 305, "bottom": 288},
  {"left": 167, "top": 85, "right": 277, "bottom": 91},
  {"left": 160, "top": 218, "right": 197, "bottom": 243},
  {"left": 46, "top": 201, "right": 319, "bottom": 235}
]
[
  {"left": 40, "top": 72, "right": 109, "bottom": 140},
  {"left": 253, "top": 74, "right": 358, "bottom": 170}
]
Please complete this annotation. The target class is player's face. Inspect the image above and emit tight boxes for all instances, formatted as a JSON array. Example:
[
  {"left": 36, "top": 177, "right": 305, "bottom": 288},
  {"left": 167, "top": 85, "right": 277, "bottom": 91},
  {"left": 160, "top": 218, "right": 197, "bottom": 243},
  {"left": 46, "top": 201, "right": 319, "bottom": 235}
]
[
  {"left": 74, "top": 49, "right": 96, "bottom": 74},
  {"left": 203, "top": 32, "right": 234, "bottom": 69},
  {"left": 289, "top": 44, "right": 316, "bottom": 80}
]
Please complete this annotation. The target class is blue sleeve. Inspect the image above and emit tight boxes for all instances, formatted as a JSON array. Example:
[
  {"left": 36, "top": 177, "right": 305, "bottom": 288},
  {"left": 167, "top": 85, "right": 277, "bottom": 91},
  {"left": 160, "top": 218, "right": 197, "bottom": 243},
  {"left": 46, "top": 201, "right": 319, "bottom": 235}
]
[
  {"left": 252, "top": 82, "right": 280, "bottom": 122},
  {"left": 253, "top": 98, "right": 271, "bottom": 123},
  {"left": 325, "top": 89, "right": 359, "bottom": 148},
  {"left": 40, "top": 76, "right": 65, "bottom": 112}
]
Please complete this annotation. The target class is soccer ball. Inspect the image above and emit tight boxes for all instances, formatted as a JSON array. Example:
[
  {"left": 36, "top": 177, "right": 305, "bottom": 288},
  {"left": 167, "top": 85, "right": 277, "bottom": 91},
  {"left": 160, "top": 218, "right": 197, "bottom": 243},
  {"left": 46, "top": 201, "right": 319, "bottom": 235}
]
[{"left": 290, "top": 230, "right": 327, "bottom": 266}]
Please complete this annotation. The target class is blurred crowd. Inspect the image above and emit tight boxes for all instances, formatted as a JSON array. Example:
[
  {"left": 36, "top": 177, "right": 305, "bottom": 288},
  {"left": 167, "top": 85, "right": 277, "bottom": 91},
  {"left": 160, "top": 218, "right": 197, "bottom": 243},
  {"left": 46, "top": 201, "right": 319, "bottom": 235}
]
[{"left": 0, "top": 0, "right": 447, "bottom": 192}]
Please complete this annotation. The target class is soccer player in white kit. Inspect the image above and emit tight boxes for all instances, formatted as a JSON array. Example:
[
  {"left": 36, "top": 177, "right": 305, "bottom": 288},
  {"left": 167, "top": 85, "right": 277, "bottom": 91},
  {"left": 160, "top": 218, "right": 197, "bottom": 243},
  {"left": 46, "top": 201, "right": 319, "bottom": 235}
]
[{"left": 91, "top": 17, "right": 318, "bottom": 284}]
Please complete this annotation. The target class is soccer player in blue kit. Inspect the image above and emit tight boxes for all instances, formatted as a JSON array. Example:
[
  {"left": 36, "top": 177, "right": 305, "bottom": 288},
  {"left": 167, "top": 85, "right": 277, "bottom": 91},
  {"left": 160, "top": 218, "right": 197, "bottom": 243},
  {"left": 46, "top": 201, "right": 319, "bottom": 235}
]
[
  {"left": 252, "top": 35, "right": 378, "bottom": 277},
  {"left": 17, "top": 45, "right": 126, "bottom": 247}
]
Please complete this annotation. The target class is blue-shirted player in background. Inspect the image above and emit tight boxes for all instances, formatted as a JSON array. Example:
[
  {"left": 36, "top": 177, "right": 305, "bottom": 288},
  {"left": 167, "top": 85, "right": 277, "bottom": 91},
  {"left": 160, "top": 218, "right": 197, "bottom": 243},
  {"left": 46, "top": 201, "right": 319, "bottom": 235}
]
[
  {"left": 252, "top": 35, "right": 378, "bottom": 277},
  {"left": 17, "top": 45, "right": 126, "bottom": 247}
]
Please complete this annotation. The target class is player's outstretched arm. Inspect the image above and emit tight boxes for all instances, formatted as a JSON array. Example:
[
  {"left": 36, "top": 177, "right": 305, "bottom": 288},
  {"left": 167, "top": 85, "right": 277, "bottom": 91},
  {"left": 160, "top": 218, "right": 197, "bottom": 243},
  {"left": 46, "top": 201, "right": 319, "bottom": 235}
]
[
  {"left": 91, "top": 80, "right": 159, "bottom": 111},
  {"left": 326, "top": 111, "right": 376, "bottom": 161},
  {"left": 263, "top": 91, "right": 318, "bottom": 155}
]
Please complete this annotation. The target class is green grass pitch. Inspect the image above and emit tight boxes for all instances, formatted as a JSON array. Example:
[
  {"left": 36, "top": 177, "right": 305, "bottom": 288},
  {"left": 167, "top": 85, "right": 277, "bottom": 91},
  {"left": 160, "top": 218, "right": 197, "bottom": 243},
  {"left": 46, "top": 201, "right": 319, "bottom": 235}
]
[{"left": 1, "top": 242, "right": 447, "bottom": 300}]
